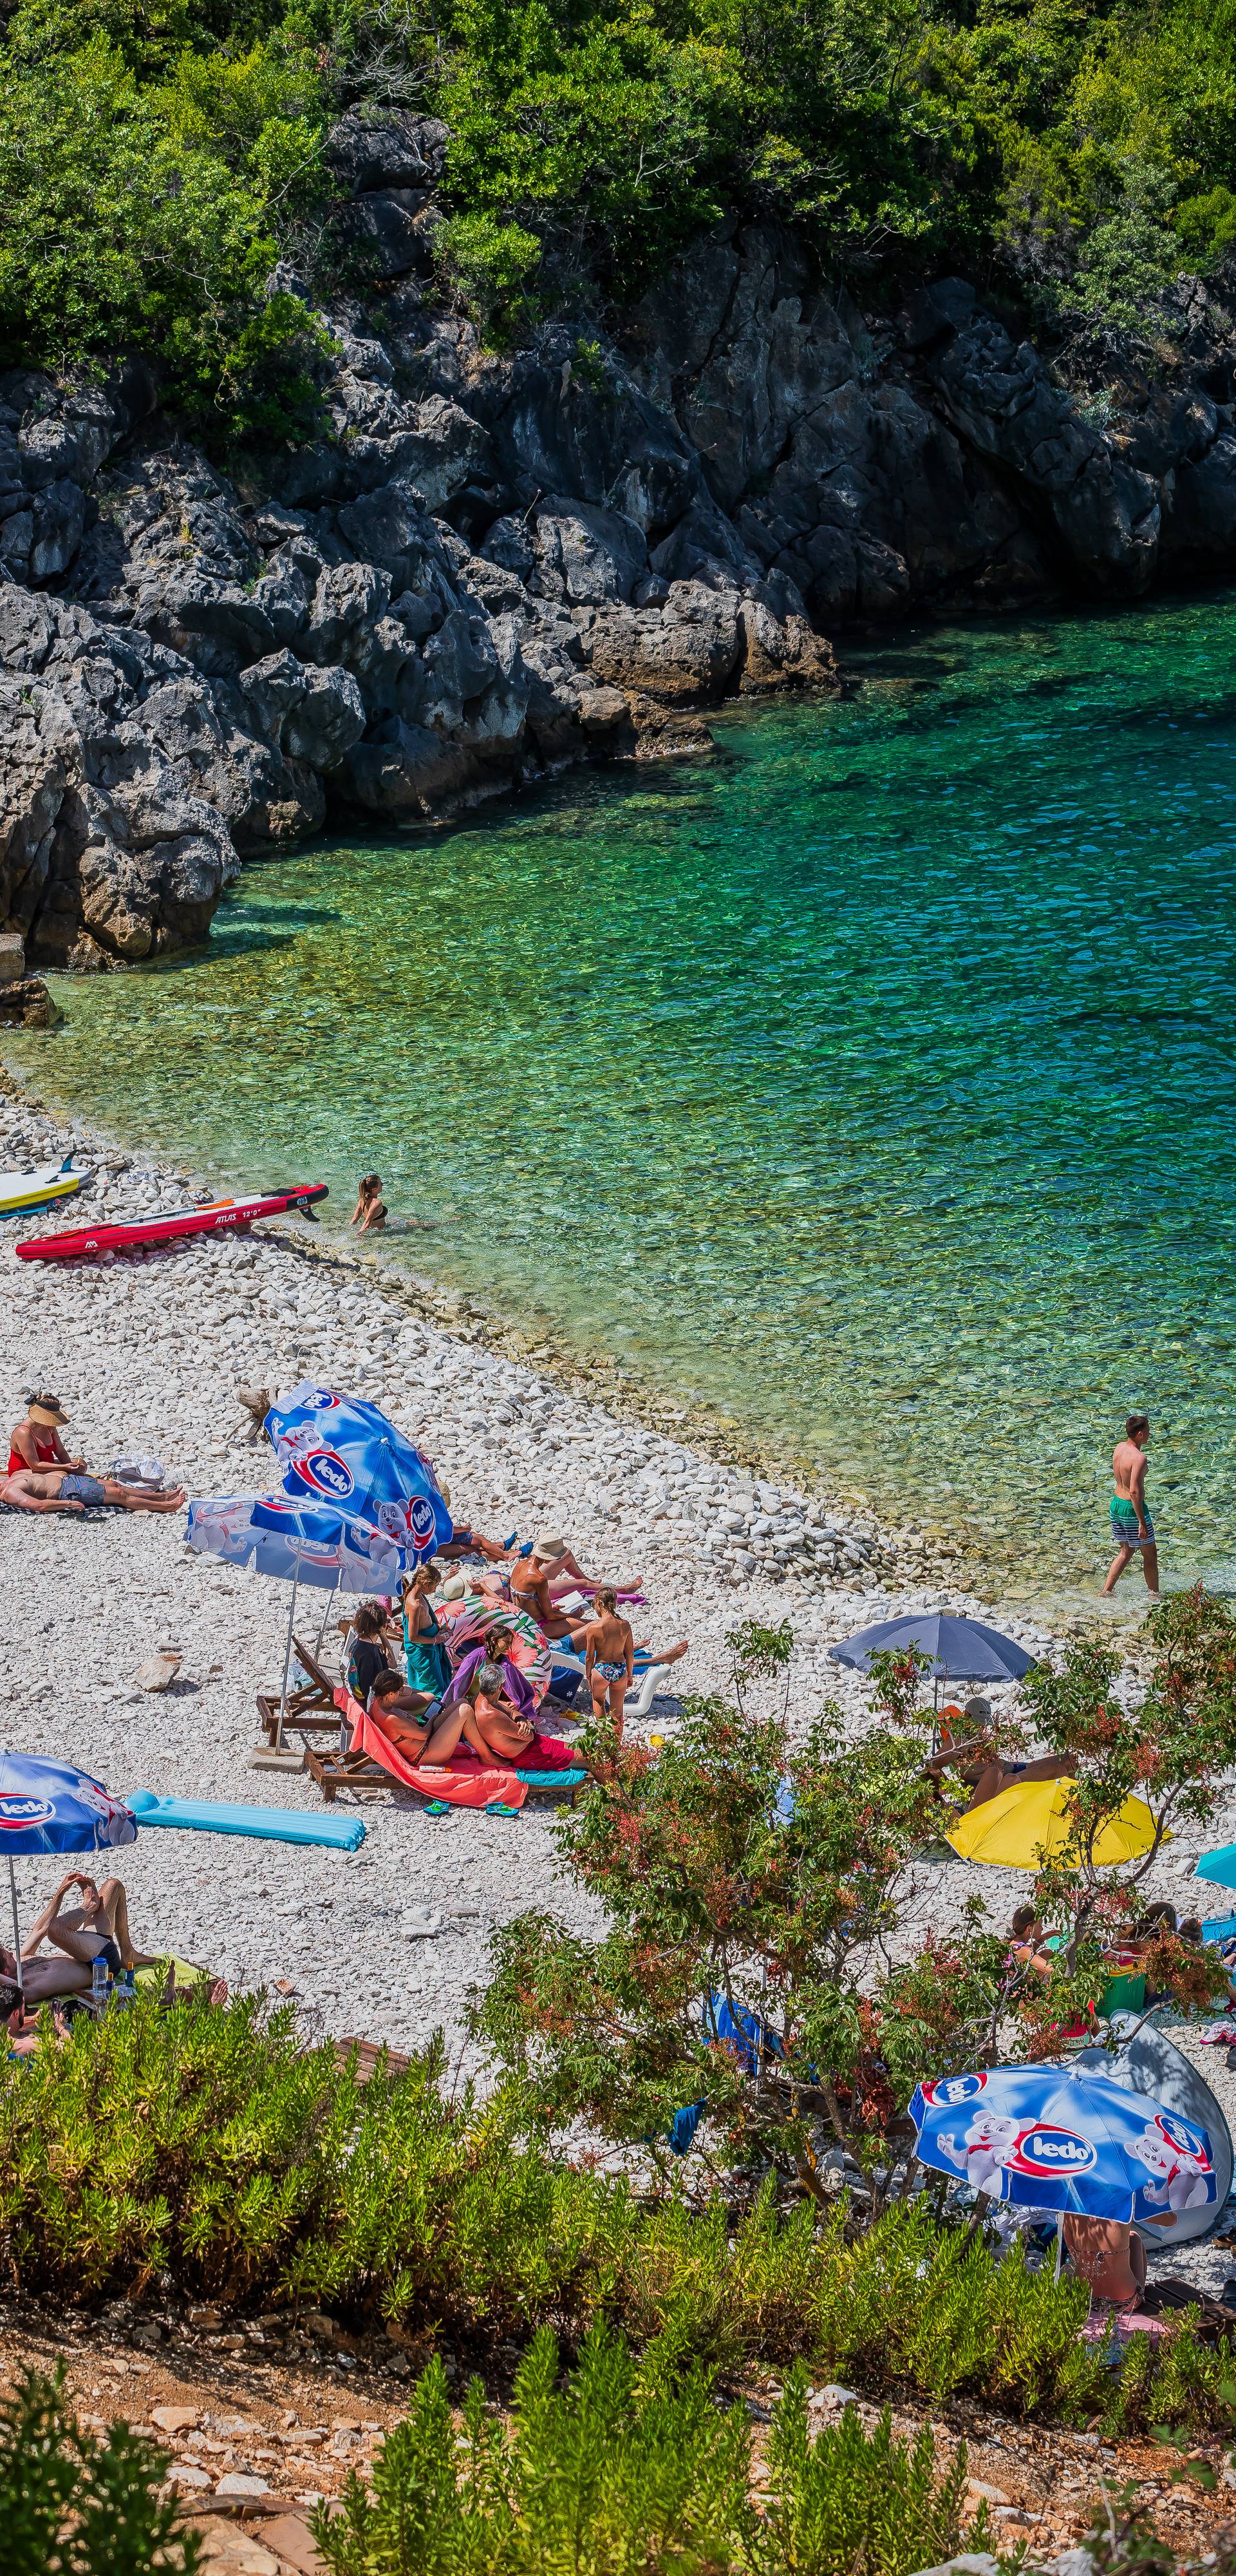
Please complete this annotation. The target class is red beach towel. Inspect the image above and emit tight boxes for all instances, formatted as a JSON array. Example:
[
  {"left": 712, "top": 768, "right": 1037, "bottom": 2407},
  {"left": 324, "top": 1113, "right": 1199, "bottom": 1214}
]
[{"left": 333, "top": 1690, "right": 529, "bottom": 1810}]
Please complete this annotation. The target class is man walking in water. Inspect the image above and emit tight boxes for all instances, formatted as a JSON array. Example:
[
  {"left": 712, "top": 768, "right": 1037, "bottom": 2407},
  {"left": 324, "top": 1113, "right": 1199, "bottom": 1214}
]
[{"left": 1102, "top": 1412, "right": 1159, "bottom": 1598}]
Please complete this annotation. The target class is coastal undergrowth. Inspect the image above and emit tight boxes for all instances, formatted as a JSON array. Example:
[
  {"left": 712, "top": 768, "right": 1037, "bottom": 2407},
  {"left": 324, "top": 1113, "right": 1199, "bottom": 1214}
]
[
  {"left": 314, "top": 2327, "right": 984, "bottom": 2576},
  {"left": 1, "top": 1988, "right": 1233, "bottom": 2435}
]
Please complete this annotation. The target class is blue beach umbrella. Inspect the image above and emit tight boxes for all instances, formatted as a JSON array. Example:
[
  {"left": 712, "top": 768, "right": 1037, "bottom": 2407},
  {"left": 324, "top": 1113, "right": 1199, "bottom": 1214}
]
[
  {"left": 908, "top": 2062, "right": 1219, "bottom": 2225},
  {"left": 0, "top": 1751, "right": 136, "bottom": 2002},
  {"left": 186, "top": 1492, "right": 404, "bottom": 1593},
  {"left": 829, "top": 1611, "right": 1036, "bottom": 1687},
  {"left": 1193, "top": 1844, "right": 1236, "bottom": 1894},
  {"left": 187, "top": 1490, "right": 405, "bottom": 1743},
  {"left": 267, "top": 1383, "right": 453, "bottom": 1562}
]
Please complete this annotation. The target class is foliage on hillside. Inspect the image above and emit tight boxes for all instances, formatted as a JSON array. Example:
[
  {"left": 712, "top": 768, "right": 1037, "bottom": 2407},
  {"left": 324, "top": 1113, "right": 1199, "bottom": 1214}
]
[{"left": 3, "top": 0, "right": 1236, "bottom": 427}]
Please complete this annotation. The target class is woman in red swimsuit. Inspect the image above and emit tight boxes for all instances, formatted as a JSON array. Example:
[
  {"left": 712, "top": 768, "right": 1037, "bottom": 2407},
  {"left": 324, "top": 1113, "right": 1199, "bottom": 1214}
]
[{"left": 6, "top": 1392, "right": 86, "bottom": 1476}]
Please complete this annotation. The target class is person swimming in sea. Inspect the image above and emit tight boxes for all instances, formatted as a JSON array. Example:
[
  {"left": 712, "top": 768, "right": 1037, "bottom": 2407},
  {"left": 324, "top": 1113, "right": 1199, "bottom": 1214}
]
[
  {"left": 1101, "top": 1410, "right": 1159, "bottom": 1598},
  {"left": 351, "top": 1173, "right": 387, "bottom": 1233}
]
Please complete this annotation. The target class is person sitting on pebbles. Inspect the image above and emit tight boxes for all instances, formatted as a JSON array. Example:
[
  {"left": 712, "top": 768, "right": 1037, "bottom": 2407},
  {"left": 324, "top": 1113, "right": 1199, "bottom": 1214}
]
[
  {"left": 0, "top": 1464, "right": 186, "bottom": 1515},
  {"left": 7, "top": 1390, "right": 88, "bottom": 1476},
  {"left": 509, "top": 1534, "right": 620, "bottom": 1640}
]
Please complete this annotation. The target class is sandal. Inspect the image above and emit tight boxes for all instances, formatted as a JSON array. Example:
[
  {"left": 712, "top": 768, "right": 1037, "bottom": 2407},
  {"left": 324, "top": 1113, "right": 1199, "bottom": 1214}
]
[
  {"left": 423, "top": 1800, "right": 449, "bottom": 1817},
  {"left": 485, "top": 1801, "right": 520, "bottom": 1817}
]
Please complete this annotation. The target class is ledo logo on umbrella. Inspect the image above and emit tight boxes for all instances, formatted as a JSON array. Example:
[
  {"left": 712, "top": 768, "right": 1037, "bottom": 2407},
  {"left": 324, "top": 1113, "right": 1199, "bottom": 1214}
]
[
  {"left": 1156, "top": 2110, "right": 1212, "bottom": 2169},
  {"left": 1006, "top": 2124, "right": 1098, "bottom": 2179},
  {"left": 920, "top": 2072, "right": 988, "bottom": 2108},
  {"left": 0, "top": 1794, "right": 56, "bottom": 1831},
  {"left": 408, "top": 1495, "right": 438, "bottom": 1549},
  {"left": 296, "top": 1449, "right": 355, "bottom": 1501}
]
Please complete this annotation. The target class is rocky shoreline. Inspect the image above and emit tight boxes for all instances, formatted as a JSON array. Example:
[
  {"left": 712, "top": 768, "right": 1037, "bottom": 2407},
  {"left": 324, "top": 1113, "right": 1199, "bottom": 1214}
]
[
  {"left": 6, "top": 108, "right": 1236, "bottom": 970},
  {"left": 3, "top": 1065, "right": 1236, "bottom": 2305},
  {"left": 0, "top": 1063, "right": 1048, "bottom": 2048}
]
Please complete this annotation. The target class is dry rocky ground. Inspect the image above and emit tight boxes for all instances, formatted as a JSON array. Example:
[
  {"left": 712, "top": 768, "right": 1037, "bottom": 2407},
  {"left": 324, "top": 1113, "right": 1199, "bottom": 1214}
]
[{"left": 5, "top": 2293, "right": 1236, "bottom": 2574}]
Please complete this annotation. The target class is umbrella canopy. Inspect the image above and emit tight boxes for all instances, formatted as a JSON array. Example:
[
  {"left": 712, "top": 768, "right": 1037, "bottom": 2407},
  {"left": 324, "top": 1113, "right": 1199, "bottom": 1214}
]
[
  {"left": 0, "top": 1752, "right": 136, "bottom": 1853},
  {"left": 267, "top": 1383, "right": 452, "bottom": 1561},
  {"left": 0, "top": 1752, "right": 136, "bottom": 2003},
  {"left": 829, "top": 1611, "right": 1035, "bottom": 1685},
  {"left": 185, "top": 1493, "right": 404, "bottom": 1594},
  {"left": 945, "top": 1777, "right": 1159, "bottom": 1870},
  {"left": 1194, "top": 1844, "right": 1236, "bottom": 1893},
  {"left": 908, "top": 2061, "right": 1219, "bottom": 2224},
  {"left": 440, "top": 1594, "right": 554, "bottom": 1704}
]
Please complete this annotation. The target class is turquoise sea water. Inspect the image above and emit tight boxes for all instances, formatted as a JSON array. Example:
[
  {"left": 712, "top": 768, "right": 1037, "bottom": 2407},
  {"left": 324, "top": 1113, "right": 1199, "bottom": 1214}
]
[{"left": 7, "top": 591, "right": 1236, "bottom": 1605}]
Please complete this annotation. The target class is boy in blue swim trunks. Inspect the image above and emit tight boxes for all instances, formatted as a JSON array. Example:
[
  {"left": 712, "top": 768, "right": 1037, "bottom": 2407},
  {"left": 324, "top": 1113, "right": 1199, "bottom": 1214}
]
[{"left": 1101, "top": 1413, "right": 1159, "bottom": 1598}]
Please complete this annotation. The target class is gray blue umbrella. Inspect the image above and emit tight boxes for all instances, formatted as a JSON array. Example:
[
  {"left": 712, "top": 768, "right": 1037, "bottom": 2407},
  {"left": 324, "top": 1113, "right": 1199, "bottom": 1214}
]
[{"left": 829, "top": 1611, "right": 1035, "bottom": 1685}]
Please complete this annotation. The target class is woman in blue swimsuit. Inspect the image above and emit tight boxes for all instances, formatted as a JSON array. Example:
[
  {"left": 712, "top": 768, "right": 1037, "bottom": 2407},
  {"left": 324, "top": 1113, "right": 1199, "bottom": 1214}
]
[{"left": 401, "top": 1564, "right": 453, "bottom": 1696}]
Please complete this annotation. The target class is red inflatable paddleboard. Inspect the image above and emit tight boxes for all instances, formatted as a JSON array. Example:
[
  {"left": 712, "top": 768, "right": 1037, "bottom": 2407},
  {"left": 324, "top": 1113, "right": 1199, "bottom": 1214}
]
[{"left": 16, "top": 1182, "right": 328, "bottom": 1262}]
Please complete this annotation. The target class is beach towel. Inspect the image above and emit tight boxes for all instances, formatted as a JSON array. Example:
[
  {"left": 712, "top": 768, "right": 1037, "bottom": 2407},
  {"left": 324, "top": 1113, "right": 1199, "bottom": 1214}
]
[{"left": 335, "top": 1690, "right": 529, "bottom": 1810}]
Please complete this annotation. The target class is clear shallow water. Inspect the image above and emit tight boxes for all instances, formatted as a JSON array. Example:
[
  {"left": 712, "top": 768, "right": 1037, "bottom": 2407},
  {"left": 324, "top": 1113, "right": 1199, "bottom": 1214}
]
[{"left": 8, "top": 592, "right": 1236, "bottom": 1604}]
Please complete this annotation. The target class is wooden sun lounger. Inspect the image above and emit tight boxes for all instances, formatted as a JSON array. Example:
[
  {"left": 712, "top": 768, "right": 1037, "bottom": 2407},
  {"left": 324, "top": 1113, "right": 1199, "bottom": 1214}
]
[
  {"left": 335, "top": 2036, "right": 413, "bottom": 2084},
  {"left": 303, "top": 1743, "right": 391, "bottom": 1801},
  {"left": 256, "top": 1637, "right": 346, "bottom": 1745}
]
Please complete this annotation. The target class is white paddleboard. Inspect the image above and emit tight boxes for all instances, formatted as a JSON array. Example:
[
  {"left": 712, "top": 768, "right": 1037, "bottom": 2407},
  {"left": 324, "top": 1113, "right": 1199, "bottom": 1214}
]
[{"left": 0, "top": 1159, "right": 87, "bottom": 1218}]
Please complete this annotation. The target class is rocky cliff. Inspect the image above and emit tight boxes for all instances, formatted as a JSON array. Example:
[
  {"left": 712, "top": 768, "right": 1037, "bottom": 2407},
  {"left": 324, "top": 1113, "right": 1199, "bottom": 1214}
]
[{"left": 4, "top": 111, "right": 1236, "bottom": 971}]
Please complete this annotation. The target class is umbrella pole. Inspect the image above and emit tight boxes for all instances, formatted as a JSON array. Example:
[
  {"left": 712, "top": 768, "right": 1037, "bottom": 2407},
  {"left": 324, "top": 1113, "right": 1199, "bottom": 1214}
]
[
  {"left": 277, "top": 1552, "right": 303, "bottom": 1751},
  {"left": 8, "top": 1856, "right": 22, "bottom": 2002},
  {"left": 1054, "top": 2217, "right": 1063, "bottom": 2282},
  {"left": 314, "top": 1573, "right": 340, "bottom": 1660}
]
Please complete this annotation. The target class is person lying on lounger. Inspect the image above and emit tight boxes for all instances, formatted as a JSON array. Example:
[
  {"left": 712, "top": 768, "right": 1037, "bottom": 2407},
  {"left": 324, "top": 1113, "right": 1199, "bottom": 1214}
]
[
  {"left": 462, "top": 1661, "right": 583, "bottom": 1773},
  {"left": 0, "top": 1466, "right": 187, "bottom": 1514},
  {"left": 1, "top": 1871, "right": 226, "bottom": 2005},
  {"left": 926, "top": 1740, "right": 1076, "bottom": 1814},
  {"left": 366, "top": 1667, "right": 475, "bottom": 1768}
]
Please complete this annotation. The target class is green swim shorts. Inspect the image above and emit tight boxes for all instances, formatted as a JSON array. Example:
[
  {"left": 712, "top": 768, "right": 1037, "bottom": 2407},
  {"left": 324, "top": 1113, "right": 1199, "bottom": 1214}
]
[{"left": 1110, "top": 1497, "right": 1155, "bottom": 1549}]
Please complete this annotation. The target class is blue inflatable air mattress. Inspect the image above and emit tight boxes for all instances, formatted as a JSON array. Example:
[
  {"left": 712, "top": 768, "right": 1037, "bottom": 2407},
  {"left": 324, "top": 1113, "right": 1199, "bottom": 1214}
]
[{"left": 126, "top": 1790, "right": 365, "bottom": 1851}]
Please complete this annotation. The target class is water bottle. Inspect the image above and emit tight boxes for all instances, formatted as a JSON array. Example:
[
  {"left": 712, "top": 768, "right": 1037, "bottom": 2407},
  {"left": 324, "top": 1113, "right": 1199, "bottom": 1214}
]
[
  {"left": 115, "top": 1969, "right": 136, "bottom": 2009},
  {"left": 91, "top": 1955, "right": 109, "bottom": 2005}
]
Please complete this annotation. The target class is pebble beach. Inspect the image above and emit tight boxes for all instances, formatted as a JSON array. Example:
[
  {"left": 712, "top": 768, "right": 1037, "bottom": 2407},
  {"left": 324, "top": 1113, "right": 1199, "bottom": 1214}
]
[{"left": 3, "top": 1069, "right": 1236, "bottom": 2294}]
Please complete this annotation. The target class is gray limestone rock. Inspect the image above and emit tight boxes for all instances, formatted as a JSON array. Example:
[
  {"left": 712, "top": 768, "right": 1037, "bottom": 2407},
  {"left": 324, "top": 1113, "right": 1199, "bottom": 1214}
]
[{"left": 10, "top": 167, "right": 1236, "bottom": 969}]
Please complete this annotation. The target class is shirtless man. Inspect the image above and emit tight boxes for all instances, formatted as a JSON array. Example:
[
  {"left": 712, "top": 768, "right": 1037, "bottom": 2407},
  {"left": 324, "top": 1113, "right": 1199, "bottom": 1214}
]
[
  {"left": 0, "top": 1466, "right": 186, "bottom": 1515},
  {"left": 1102, "top": 1412, "right": 1159, "bottom": 1598}
]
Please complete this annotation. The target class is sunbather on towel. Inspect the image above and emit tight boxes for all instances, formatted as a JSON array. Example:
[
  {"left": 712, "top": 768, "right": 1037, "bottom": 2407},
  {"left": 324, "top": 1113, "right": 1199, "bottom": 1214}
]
[
  {"left": 0, "top": 1466, "right": 186, "bottom": 1514},
  {"left": 462, "top": 1661, "right": 582, "bottom": 1771},
  {"left": 1, "top": 1871, "right": 227, "bottom": 2005},
  {"left": 367, "top": 1667, "right": 476, "bottom": 1769}
]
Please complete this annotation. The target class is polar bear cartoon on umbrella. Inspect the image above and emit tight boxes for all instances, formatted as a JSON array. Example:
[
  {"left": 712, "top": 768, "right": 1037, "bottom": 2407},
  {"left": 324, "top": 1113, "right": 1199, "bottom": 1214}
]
[
  {"left": 1128, "top": 2116, "right": 1215, "bottom": 2222},
  {"left": 936, "top": 2111, "right": 1024, "bottom": 2194}
]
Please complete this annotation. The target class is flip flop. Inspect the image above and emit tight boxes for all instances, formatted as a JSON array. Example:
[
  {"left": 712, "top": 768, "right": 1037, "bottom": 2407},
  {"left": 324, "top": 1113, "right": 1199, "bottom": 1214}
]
[
  {"left": 423, "top": 1800, "right": 449, "bottom": 1817},
  {"left": 484, "top": 1801, "right": 520, "bottom": 1817}
]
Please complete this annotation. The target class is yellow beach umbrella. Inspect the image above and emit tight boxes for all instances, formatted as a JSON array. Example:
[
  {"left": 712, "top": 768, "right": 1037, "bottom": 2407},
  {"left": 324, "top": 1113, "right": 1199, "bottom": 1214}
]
[{"left": 944, "top": 1776, "right": 1161, "bottom": 1870}]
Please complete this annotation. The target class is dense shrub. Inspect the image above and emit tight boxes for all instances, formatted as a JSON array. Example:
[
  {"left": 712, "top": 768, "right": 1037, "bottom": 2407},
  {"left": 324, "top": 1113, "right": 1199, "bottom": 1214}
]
[
  {"left": 314, "top": 2325, "right": 981, "bottom": 2576},
  {"left": 6, "top": 1990, "right": 1236, "bottom": 2439},
  {"left": 6, "top": 0, "right": 1236, "bottom": 419}
]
